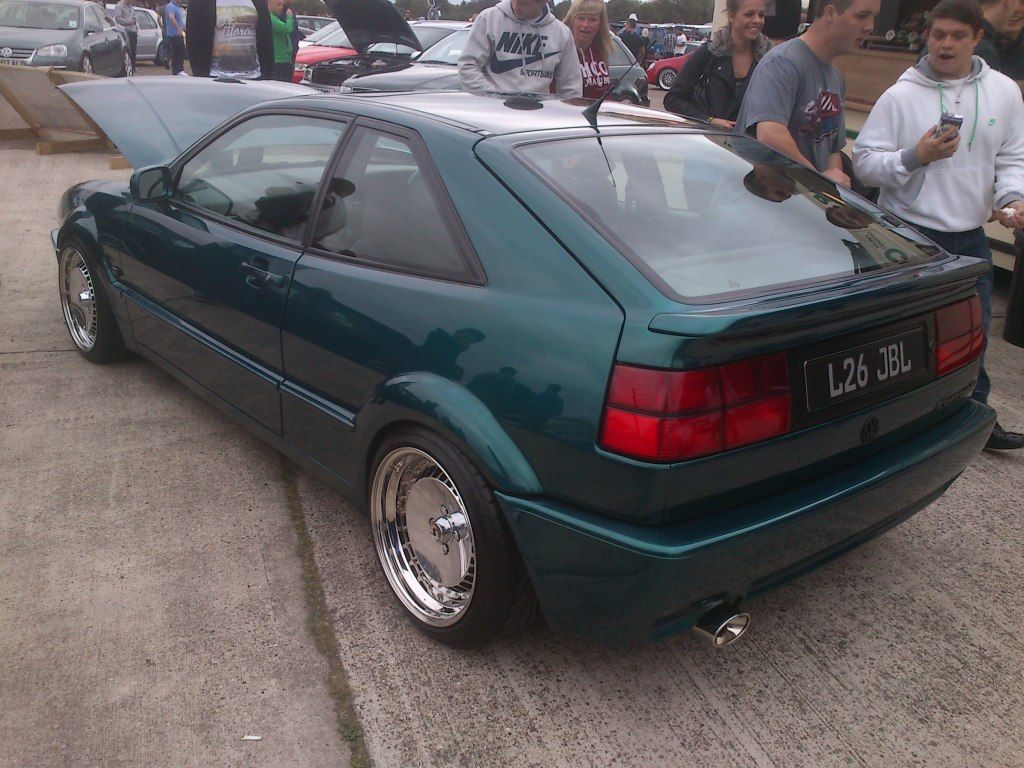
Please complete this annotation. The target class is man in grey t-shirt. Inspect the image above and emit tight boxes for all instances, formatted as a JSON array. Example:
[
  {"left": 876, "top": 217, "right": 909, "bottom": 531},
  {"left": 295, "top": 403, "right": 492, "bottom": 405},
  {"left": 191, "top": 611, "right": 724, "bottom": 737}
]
[{"left": 736, "top": 0, "right": 880, "bottom": 187}]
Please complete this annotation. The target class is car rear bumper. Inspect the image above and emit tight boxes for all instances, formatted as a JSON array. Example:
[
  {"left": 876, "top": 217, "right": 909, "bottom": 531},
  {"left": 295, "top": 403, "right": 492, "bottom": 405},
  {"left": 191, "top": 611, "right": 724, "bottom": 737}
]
[{"left": 496, "top": 398, "right": 994, "bottom": 643}]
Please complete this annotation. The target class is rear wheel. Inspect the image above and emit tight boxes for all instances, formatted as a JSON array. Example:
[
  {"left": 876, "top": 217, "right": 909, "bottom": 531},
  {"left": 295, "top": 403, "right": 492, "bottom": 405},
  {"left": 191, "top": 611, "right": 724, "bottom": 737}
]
[
  {"left": 368, "top": 427, "right": 537, "bottom": 646},
  {"left": 658, "top": 68, "right": 677, "bottom": 90},
  {"left": 80, "top": 53, "right": 93, "bottom": 74},
  {"left": 58, "top": 239, "right": 127, "bottom": 363}
]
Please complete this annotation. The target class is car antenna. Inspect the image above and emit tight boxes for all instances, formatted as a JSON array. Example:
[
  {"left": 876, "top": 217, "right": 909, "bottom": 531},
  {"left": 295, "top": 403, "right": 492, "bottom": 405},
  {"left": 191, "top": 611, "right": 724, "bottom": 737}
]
[{"left": 580, "top": 66, "right": 635, "bottom": 186}]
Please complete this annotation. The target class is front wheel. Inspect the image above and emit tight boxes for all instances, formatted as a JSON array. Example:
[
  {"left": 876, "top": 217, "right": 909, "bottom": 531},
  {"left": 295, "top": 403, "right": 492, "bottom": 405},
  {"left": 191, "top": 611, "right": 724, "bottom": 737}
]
[
  {"left": 658, "top": 68, "right": 677, "bottom": 90},
  {"left": 80, "top": 53, "right": 93, "bottom": 74},
  {"left": 58, "top": 240, "right": 127, "bottom": 363},
  {"left": 154, "top": 41, "right": 167, "bottom": 67},
  {"left": 120, "top": 48, "right": 133, "bottom": 77},
  {"left": 368, "top": 428, "right": 537, "bottom": 646}
]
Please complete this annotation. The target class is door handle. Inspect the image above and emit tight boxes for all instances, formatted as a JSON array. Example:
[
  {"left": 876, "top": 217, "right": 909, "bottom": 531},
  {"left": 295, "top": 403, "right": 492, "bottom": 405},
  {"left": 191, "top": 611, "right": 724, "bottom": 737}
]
[{"left": 240, "top": 261, "right": 287, "bottom": 287}]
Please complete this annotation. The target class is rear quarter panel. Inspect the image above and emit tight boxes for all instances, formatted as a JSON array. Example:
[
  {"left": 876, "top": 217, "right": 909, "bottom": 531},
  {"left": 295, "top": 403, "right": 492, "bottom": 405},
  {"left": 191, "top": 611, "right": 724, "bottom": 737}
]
[{"left": 279, "top": 120, "right": 625, "bottom": 502}]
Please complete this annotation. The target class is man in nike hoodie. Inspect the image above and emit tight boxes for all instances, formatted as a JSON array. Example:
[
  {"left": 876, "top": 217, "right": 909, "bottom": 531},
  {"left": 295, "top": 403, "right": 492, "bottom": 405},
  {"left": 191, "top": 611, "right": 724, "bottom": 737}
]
[
  {"left": 458, "top": 0, "right": 583, "bottom": 98},
  {"left": 853, "top": 0, "right": 1024, "bottom": 450}
]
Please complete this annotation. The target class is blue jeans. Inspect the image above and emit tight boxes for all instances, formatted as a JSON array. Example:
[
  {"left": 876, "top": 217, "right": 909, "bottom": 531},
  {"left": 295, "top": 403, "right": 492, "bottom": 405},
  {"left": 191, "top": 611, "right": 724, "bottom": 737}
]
[{"left": 917, "top": 225, "right": 992, "bottom": 404}]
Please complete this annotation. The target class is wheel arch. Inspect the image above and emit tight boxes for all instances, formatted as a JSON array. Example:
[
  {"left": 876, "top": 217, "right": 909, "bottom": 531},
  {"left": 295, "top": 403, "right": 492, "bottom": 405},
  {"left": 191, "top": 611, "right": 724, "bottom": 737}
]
[{"left": 355, "top": 372, "right": 543, "bottom": 503}]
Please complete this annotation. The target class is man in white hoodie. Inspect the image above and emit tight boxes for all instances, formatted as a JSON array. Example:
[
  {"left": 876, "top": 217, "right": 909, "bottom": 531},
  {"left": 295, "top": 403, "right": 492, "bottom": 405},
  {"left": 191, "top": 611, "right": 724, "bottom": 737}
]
[
  {"left": 458, "top": 0, "right": 583, "bottom": 98},
  {"left": 853, "top": 0, "right": 1024, "bottom": 450}
]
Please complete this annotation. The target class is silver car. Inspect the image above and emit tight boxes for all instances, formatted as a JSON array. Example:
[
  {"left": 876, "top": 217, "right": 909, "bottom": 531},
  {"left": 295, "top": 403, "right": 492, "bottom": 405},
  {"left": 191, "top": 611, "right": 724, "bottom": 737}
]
[
  {"left": 105, "top": 4, "right": 163, "bottom": 65},
  {"left": 0, "top": 0, "right": 130, "bottom": 75}
]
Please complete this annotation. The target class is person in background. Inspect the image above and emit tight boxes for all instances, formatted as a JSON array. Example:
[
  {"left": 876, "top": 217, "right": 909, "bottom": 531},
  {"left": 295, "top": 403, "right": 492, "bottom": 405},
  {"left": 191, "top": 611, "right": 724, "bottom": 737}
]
[
  {"left": 665, "top": 0, "right": 772, "bottom": 127},
  {"left": 164, "top": 0, "right": 185, "bottom": 74},
  {"left": 853, "top": 0, "right": 1024, "bottom": 450},
  {"left": 458, "top": 0, "right": 582, "bottom": 97},
  {"left": 562, "top": 0, "right": 613, "bottom": 99},
  {"left": 618, "top": 15, "right": 646, "bottom": 62},
  {"left": 113, "top": 0, "right": 138, "bottom": 73},
  {"left": 639, "top": 26, "right": 652, "bottom": 65},
  {"left": 674, "top": 25, "right": 689, "bottom": 54},
  {"left": 280, "top": 0, "right": 300, "bottom": 63},
  {"left": 734, "top": 0, "right": 880, "bottom": 187},
  {"left": 996, "top": 1, "right": 1024, "bottom": 76},
  {"left": 920, "top": 0, "right": 1024, "bottom": 69},
  {"left": 267, "top": 0, "right": 295, "bottom": 81}
]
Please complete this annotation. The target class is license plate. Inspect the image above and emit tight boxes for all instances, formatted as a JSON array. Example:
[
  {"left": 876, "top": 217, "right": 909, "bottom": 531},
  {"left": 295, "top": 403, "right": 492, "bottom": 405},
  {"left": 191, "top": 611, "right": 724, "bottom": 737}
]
[
  {"left": 0, "top": 58, "right": 29, "bottom": 66},
  {"left": 804, "top": 328, "right": 927, "bottom": 411}
]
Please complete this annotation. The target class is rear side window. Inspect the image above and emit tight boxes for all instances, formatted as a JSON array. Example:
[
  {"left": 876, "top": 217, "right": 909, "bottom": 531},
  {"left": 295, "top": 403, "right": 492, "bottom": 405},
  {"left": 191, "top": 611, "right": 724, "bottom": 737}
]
[
  {"left": 309, "top": 127, "right": 477, "bottom": 282},
  {"left": 518, "top": 134, "right": 941, "bottom": 302}
]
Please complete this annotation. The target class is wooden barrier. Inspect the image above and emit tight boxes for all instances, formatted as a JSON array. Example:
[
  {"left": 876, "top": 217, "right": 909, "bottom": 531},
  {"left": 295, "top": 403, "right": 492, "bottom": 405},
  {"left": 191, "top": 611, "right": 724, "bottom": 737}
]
[{"left": 0, "top": 63, "right": 112, "bottom": 154}]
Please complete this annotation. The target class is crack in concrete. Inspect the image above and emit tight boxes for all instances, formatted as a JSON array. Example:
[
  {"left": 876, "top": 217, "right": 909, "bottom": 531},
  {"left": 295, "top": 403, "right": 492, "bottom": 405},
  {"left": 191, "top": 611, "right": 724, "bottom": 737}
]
[
  {"left": 0, "top": 348, "right": 77, "bottom": 355},
  {"left": 278, "top": 454, "right": 372, "bottom": 768}
]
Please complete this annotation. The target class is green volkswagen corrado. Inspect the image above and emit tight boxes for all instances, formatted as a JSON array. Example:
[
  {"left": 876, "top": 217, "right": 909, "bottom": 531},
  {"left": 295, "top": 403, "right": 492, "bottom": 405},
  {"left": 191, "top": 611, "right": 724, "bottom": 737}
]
[{"left": 54, "top": 78, "right": 993, "bottom": 647}]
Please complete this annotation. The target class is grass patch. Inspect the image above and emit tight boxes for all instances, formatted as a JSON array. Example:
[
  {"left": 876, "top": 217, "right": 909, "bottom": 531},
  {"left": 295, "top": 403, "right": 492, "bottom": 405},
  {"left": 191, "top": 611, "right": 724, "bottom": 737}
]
[{"left": 279, "top": 455, "right": 373, "bottom": 768}]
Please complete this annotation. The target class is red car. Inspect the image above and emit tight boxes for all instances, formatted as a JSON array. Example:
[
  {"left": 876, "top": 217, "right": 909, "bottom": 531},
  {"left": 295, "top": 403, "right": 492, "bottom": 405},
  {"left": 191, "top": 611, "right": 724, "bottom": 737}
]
[
  {"left": 293, "top": 26, "right": 357, "bottom": 83},
  {"left": 646, "top": 42, "right": 701, "bottom": 90}
]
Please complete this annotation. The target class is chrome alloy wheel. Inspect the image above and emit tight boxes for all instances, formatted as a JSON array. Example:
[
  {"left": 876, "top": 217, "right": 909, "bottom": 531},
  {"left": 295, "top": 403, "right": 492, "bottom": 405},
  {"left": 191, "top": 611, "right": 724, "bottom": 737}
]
[
  {"left": 371, "top": 447, "right": 476, "bottom": 627},
  {"left": 59, "top": 246, "right": 97, "bottom": 351},
  {"left": 123, "top": 51, "right": 133, "bottom": 76}
]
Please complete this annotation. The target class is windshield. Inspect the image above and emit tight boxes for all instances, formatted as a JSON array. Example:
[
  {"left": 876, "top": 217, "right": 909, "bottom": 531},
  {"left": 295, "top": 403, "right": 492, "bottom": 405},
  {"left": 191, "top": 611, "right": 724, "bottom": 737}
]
[
  {"left": 0, "top": 0, "right": 79, "bottom": 30},
  {"left": 366, "top": 25, "right": 454, "bottom": 56},
  {"left": 518, "top": 134, "right": 941, "bottom": 302},
  {"left": 314, "top": 25, "right": 352, "bottom": 48},
  {"left": 418, "top": 28, "right": 467, "bottom": 64},
  {"left": 302, "top": 20, "right": 338, "bottom": 43}
]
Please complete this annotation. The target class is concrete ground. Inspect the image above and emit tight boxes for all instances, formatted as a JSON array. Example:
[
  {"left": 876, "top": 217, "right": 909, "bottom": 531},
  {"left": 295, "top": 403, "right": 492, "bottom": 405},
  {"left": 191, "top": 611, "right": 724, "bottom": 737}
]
[
  {"left": 0, "top": 148, "right": 350, "bottom": 766},
  {"left": 2, "top": 74, "right": 1023, "bottom": 768}
]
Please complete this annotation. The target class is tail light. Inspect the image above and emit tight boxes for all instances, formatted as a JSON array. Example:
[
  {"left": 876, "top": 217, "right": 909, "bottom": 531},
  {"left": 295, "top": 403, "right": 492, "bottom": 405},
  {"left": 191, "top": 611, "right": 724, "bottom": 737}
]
[
  {"left": 600, "top": 353, "right": 791, "bottom": 462},
  {"left": 935, "top": 295, "right": 984, "bottom": 377}
]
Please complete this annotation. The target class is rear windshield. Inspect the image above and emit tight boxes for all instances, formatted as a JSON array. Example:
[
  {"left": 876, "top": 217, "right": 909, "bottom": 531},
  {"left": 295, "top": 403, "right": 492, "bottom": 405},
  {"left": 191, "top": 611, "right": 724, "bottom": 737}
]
[{"left": 517, "top": 134, "right": 942, "bottom": 302}]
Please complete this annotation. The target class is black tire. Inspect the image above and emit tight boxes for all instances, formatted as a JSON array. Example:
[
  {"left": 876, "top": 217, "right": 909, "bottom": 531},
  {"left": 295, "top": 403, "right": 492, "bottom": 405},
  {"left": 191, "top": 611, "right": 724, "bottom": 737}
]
[
  {"left": 154, "top": 41, "right": 167, "bottom": 67},
  {"left": 58, "top": 238, "right": 128, "bottom": 363},
  {"left": 80, "top": 53, "right": 93, "bottom": 74},
  {"left": 368, "top": 426, "right": 537, "bottom": 647},
  {"left": 658, "top": 68, "right": 676, "bottom": 90},
  {"left": 120, "top": 48, "right": 133, "bottom": 77}
]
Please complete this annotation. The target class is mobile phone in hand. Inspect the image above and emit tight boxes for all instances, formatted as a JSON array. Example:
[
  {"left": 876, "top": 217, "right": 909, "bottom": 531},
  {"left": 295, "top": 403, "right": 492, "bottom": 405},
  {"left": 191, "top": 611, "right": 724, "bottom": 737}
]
[{"left": 934, "top": 113, "right": 963, "bottom": 138}]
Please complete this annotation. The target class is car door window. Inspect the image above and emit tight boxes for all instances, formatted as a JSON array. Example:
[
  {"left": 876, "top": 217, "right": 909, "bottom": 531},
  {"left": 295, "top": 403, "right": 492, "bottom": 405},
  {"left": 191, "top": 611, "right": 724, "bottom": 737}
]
[
  {"left": 85, "top": 5, "right": 103, "bottom": 30},
  {"left": 135, "top": 10, "right": 155, "bottom": 29},
  {"left": 176, "top": 114, "right": 345, "bottom": 242},
  {"left": 309, "top": 127, "right": 477, "bottom": 282}
]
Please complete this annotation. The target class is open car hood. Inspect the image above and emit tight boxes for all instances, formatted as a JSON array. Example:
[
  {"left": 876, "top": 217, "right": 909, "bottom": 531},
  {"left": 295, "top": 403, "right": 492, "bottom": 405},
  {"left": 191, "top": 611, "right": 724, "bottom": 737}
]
[
  {"left": 323, "top": 0, "right": 420, "bottom": 54},
  {"left": 58, "top": 77, "right": 316, "bottom": 169}
]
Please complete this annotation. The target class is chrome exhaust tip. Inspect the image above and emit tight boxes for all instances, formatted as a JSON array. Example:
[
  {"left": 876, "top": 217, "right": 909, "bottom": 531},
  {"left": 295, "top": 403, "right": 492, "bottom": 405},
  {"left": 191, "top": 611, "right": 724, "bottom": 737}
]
[{"left": 692, "top": 605, "right": 750, "bottom": 647}]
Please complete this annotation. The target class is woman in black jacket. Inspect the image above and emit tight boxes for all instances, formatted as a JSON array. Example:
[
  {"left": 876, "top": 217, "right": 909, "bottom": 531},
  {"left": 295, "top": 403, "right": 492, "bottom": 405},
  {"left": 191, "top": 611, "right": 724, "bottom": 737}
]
[{"left": 664, "top": 0, "right": 772, "bottom": 128}]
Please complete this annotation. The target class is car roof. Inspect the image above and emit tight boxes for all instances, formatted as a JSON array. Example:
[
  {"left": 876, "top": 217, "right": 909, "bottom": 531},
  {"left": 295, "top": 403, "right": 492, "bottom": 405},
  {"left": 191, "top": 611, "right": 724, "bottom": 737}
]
[{"left": 275, "top": 91, "right": 701, "bottom": 137}]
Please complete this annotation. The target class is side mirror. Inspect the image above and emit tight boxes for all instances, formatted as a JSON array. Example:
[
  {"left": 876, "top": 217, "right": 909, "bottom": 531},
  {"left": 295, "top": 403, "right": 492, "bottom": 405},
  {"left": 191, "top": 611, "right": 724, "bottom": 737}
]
[
  {"left": 85, "top": 23, "right": 101, "bottom": 33},
  {"left": 130, "top": 165, "right": 173, "bottom": 202}
]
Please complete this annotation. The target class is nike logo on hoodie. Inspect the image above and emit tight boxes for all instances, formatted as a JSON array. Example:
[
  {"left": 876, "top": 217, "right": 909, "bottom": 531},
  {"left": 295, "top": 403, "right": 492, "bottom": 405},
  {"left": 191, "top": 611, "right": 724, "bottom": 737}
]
[{"left": 489, "top": 49, "right": 561, "bottom": 73}]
